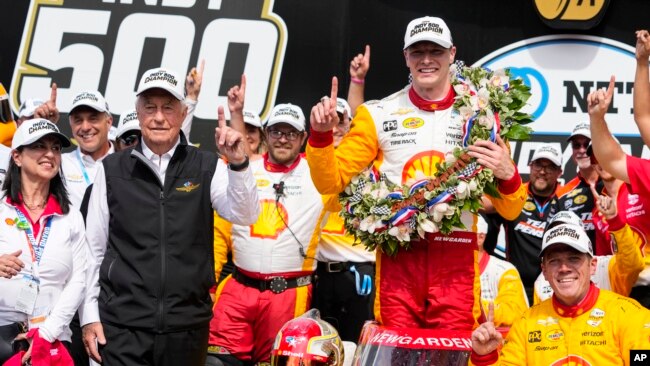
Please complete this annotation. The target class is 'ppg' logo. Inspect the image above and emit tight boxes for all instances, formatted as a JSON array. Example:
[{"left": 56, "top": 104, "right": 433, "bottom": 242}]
[
  {"left": 533, "top": 0, "right": 612, "bottom": 30},
  {"left": 528, "top": 331, "right": 541, "bottom": 343},
  {"left": 383, "top": 120, "right": 398, "bottom": 132}
]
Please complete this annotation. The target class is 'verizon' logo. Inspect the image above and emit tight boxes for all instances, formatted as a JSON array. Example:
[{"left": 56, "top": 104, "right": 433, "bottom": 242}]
[
  {"left": 11, "top": 0, "right": 287, "bottom": 121},
  {"left": 474, "top": 35, "right": 638, "bottom": 137},
  {"left": 533, "top": 0, "right": 611, "bottom": 30}
]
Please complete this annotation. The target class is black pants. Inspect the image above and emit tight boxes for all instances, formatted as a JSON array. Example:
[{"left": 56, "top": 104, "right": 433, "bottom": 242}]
[
  {"left": 0, "top": 323, "right": 24, "bottom": 364},
  {"left": 100, "top": 322, "right": 209, "bottom": 366},
  {"left": 312, "top": 262, "right": 375, "bottom": 342},
  {"left": 70, "top": 311, "right": 89, "bottom": 366}
]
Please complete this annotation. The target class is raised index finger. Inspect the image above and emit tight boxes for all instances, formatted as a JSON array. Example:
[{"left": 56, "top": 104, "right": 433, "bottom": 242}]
[
  {"left": 217, "top": 106, "right": 226, "bottom": 129},
  {"left": 605, "top": 75, "right": 615, "bottom": 100},
  {"left": 240, "top": 74, "right": 247, "bottom": 94},
  {"left": 364, "top": 44, "right": 371, "bottom": 63},
  {"left": 487, "top": 301, "right": 495, "bottom": 324},
  {"left": 198, "top": 59, "right": 205, "bottom": 75},
  {"left": 330, "top": 76, "right": 338, "bottom": 101},
  {"left": 50, "top": 83, "right": 58, "bottom": 103}
]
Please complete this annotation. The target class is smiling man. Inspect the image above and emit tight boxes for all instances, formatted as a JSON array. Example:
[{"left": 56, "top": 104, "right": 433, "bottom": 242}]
[
  {"left": 307, "top": 16, "right": 526, "bottom": 332},
  {"left": 471, "top": 223, "right": 650, "bottom": 365},
  {"left": 557, "top": 122, "right": 601, "bottom": 246},
  {"left": 502, "top": 143, "right": 562, "bottom": 303},
  {"left": 60, "top": 91, "right": 114, "bottom": 208},
  {"left": 80, "top": 67, "right": 258, "bottom": 366},
  {"left": 208, "top": 104, "right": 326, "bottom": 366}
]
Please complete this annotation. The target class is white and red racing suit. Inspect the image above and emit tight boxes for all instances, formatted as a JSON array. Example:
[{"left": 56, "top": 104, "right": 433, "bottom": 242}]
[
  {"left": 306, "top": 85, "right": 526, "bottom": 331},
  {"left": 208, "top": 154, "right": 328, "bottom": 363}
]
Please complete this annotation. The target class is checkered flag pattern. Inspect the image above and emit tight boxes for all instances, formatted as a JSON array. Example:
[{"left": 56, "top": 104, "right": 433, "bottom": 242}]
[
  {"left": 454, "top": 60, "right": 465, "bottom": 78},
  {"left": 370, "top": 205, "right": 392, "bottom": 216},
  {"left": 349, "top": 192, "right": 363, "bottom": 203},
  {"left": 457, "top": 162, "right": 480, "bottom": 179}
]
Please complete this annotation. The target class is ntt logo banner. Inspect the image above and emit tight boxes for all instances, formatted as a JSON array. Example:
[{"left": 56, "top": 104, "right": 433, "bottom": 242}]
[
  {"left": 474, "top": 35, "right": 638, "bottom": 137},
  {"left": 473, "top": 35, "right": 646, "bottom": 179}
]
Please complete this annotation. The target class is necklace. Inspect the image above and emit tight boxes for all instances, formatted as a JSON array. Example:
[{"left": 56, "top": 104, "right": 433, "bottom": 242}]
[{"left": 23, "top": 198, "right": 46, "bottom": 210}]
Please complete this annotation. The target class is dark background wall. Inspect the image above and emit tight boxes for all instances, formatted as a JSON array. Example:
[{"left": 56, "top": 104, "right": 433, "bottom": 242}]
[{"left": 1, "top": 0, "right": 648, "bottom": 180}]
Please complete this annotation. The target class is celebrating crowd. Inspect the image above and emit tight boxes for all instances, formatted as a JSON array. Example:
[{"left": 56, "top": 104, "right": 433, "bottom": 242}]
[{"left": 1, "top": 15, "right": 650, "bottom": 366}]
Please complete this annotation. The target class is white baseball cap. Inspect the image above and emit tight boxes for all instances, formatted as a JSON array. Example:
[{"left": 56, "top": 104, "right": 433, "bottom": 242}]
[
  {"left": 18, "top": 98, "right": 44, "bottom": 118},
  {"left": 116, "top": 109, "right": 140, "bottom": 139},
  {"left": 70, "top": 91, "right": 110, "bottom": 114},
  {"left": 266, "top": 103, "right": 305, "bottom": 132},
  {"left": 136, "top": 68, "right": 185, "bottom": 101},
  {"left": 567, "top": 122, "right": 591, "bottom": 141},
  {"left": 243, "top": 110, "right": 262, "bottom": 128},
  {"left": 108, "top": 126, "right": 118, "bottom": 142},
  {"left": 540, "top": 223, "right": 593, "bottom": 257},
  {"left": 548, "top": 211, "right": 582, "bottom": 229},
  {"left": 476, "top": 215, "right": 488, "bottom": 234},
  {"left": 12, "top": 118, "right": 71, "bottom": 150},
  {"left": 403, "top": 16, "right": 453, "bottom": 50},
  {"left": 531, "top": 143, "right": 562, "bottom": 167},
  {"left": 336, "top": 98, "right": 352, "bottom": 118}
]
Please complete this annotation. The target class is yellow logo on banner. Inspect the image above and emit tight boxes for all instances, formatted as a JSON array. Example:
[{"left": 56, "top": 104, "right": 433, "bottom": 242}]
[{"left": 534, "top": 0, "right": 610, "bottom": 30}]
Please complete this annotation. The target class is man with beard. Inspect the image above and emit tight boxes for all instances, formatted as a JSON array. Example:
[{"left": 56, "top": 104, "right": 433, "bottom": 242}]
[
  {"left": 207, "top": 104, "right": 327, "bottom": 366},
  {"left": 556, "top": 122, "right": 601, "bottom": 247},
  {"left": 502, "top": 144, "right": 562, "bottom": 304}
]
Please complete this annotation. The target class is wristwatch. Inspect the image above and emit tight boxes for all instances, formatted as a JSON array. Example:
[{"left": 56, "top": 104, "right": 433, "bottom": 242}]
[{"left": 228, "top": 155, "right": 249, "bottom": 171}]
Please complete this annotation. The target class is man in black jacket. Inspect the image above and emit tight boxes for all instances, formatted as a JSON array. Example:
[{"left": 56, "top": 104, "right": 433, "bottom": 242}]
[{"left": 79, "top": 67, "right": 259, "bottom": 366}]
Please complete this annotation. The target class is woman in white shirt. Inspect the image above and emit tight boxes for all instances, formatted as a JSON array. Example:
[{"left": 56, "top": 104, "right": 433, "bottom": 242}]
[{"left": 0, "top": 118, "right": 86, "bottom": 364}]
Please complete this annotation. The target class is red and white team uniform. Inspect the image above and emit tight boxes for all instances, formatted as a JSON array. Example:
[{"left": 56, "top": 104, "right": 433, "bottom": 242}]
[
  {"left": 208, "top": 154, "right": 325, "bottom": 363},
  {"left": 307, "top": 85, "right": 526, "bottom": 331}
]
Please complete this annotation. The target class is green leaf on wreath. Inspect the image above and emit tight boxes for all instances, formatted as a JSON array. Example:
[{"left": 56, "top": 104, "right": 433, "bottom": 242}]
[{"left": 504, "top": 124, "right": 533, "bottom": 141}]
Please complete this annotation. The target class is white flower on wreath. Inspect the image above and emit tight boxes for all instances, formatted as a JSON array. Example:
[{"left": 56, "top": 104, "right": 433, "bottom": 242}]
[
  {"left": 369, "top": 185, "right": 390, "bottom": 200},
  {"left": 478, "top": 77, "right": 489, "bottom": 88},
  {"left": 490, "top": 69, "right": 509, "bottom": 88},
  {"left": 360, "top": 215, "right": 381, "bottom": 233},
  {"left": 417, "top": 218, "right": 439, "bottom": 238},
  {"left": 477, "top": 87, "right": 490, "bottom": 110},
  {"left": 459, "top": 106, "right": 474, "bottom": 122},
  {"left": 429, "top": 202, "right": 454, "bottom": 223},
  {"left": 453, "top": 83, "right": 470, "bottom": 97},
  {"left": 456, "top": 181, "right": 471, "bottom": 200},
  {"left": 478, "top": 112, "right": 495, "bottom": 130},
  {"left": 445, "top": 151, "right": 457, "bottom": 165},
  {"left": 389, "top": 224, "right": 412, "bottom": 242},
  {"left": 468, "top": 179, "right": 478, "bottom": 193}
]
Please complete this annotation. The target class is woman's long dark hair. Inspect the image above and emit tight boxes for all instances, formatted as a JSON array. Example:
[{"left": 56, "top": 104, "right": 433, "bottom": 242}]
[{"left": 1, "top": 147, "right": 71, "bottom": 214}]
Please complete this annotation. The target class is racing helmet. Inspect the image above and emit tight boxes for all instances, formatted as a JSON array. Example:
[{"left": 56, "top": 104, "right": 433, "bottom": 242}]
[{"left": 271, "top": 309, "right": 343, "bottom": 366}]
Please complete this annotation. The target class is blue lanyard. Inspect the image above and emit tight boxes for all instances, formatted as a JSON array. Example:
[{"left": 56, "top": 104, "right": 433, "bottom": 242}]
[
  {"left": 14, "top": 209, "right": 53, "bottom": 265},
  {"left": 533, "top": 197, "right": 551, "bottom": 217},
  {"left": 76, "top": 149, "right": 91, "bottom": 186}
]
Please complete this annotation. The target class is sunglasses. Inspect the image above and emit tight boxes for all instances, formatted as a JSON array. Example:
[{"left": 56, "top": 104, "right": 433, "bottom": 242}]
[
  {"left": 119, "top": 132, "right": 141, "bottom": 147},
  {"left": 571, "top": 141, "right": 589, "bottom": 149}
]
